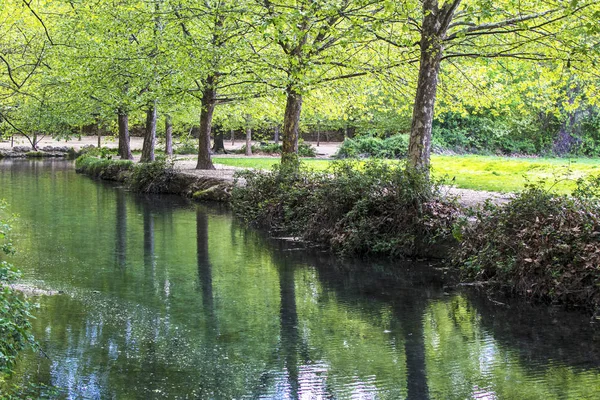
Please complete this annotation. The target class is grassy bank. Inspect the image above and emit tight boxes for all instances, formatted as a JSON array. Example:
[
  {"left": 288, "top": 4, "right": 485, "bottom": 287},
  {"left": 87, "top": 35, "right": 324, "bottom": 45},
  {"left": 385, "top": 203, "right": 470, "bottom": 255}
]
[{"left": 213, "top": 155, "right": 600, "bottom": 193}]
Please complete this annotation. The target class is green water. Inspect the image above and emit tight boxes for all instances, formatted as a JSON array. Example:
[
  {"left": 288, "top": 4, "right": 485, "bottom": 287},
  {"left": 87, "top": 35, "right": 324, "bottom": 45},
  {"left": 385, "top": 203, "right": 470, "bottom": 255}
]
[{"left": 1, "top": 159, "right": 599, "bottom": 399}]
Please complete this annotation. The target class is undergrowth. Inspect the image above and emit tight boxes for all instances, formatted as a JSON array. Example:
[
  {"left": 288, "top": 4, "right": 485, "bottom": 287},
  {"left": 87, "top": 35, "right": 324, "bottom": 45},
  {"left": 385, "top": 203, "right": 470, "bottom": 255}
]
[
  {"left": 128, "top": 158, "right": 178, "bottom": 193},
  {"left": 237, "top": 141, "right": 317, "bottom": 157},
  {"left": 453, "top": 177, "right": 600, "bottom": 312},
  {"left": 232, "top": 160, "right": 459, "bottom": 257},
  {"left": 75, "top": 155, "right": 133, "bottom": 178},
  {"left": 335, "top": 135, "right": 409, "bottom": 159}
]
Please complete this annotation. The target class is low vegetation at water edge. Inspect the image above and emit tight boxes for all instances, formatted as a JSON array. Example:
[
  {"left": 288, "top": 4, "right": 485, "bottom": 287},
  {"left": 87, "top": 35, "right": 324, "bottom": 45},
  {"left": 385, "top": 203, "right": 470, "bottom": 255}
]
[
  {"left": 453, "top": 177, "right": 600, "bottom": 313},
  {"left": 231, "top": 160, "right": 460, "bottom": 258}
]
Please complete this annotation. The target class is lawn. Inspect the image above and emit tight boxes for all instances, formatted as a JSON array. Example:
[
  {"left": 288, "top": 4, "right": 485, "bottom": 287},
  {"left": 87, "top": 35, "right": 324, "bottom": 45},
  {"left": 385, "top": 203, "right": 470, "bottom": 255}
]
[{"left": 212, "top": 155, "right": 600, "bottom": 193}]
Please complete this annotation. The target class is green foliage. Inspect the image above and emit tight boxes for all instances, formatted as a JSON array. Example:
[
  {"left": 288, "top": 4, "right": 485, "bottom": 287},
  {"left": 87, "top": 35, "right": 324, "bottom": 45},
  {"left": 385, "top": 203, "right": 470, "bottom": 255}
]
[
  {"left": 0, "top": 201, "right": 35, "bottom": 378},
  {"left": 174, "top": 138, "right": 198, "bottom": 155},
  {"left": 453, "top": 180, "right": 600, "bottom": 311},
  {"left": 335, "top": 135, "right": 409, "bottom": 159},
  {"left": 237, "top": 141, "right": 316, "bottom": 157},
  {"left": 128, "top": 158, "right": 177, "bottom": 193},
  {"left": 75, "top": 155, "right": 133, "bottom": 179},
  {"left": 232, "top": 160, "right": 459, "bottom": 257},
  {"left": 432, "top": 112, "right": 551, "bottom": 155}
]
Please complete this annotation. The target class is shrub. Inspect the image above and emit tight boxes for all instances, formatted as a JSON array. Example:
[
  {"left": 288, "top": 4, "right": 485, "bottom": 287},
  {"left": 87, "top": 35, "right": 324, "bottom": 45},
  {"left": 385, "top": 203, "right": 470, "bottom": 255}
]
[
  {"left": 452, "top": 181, "right": 600, "bottom": 312},
  {"left": 174, "top": 139, "right": 198, "bottom": 155},
  {"left": 75, "top": 155, "right": 133, "bottom": 179},
  {"left": 335, "top": 135, "right": 409, "bottom": 159},
  {"left": 237, "top": 141, "right": 317, "bottom": 157},
  {"left": 128, "top": 158, "right": 178, "bottom": 193},
  {"left": 0, "top": 202, "right": 35, "bottom": 377},
  {"left": 232, "top": 160, "right": 459, "bottom": 257}
]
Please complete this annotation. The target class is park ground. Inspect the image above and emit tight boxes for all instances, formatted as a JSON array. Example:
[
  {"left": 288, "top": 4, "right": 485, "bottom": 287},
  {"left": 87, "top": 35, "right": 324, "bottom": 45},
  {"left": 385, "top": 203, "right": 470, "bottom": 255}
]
[{"left": 3, "top": 134, "right": 599, "bottom": 202}]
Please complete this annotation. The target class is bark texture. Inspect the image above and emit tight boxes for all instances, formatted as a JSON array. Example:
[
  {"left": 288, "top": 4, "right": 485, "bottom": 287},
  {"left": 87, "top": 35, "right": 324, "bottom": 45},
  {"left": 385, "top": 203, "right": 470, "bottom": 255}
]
[
  {"left": 196, "top": 77, "right": 216, "bottom": 170},
  {"left": 245, "top": 115, "right": 253, "bottom": 156},
  {"left": 165, "top": 114, "right": 173, "bottom": 157},
  {"left": 408, "top": 0, "right": 461, "bottom": 172},
  {"left": 282, "top": 88, "right": 302, "bottom": 164},
  {"left": 118, "top": 110, "right": 133, "bottom": 160},
  {"left": 212, "top": 128, "right": 226, "bottom": 154},
  {"left": 141, "top": 102, "right": 157, "bottom": 163}
]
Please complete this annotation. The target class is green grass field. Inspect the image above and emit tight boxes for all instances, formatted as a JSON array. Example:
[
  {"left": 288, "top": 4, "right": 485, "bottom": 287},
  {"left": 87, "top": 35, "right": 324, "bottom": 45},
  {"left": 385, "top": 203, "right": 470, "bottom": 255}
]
[{"left": 212, "top": 155, "right": 600, "bottom": 193}]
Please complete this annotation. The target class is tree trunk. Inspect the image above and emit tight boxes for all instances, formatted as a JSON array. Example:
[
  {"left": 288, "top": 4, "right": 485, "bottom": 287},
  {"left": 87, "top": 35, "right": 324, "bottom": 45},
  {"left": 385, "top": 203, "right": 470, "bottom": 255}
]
[
  {"left": 245, "top": 115, "right": 253, "bottom": 156},
  {"left": 212, "top": 128, "right": 226, "bottom": 154},
  {"left": 274, "top": 125, "right": 280, "bottom": 144},
  {"left": 316, "top": 123, "right": 320, "bottom": 147},
  {"left": 165, "top": 114, "right": 173, "bottom": 157},
  {"left": 196, "top": 77, "right": 216, "bottom": 170},
  {"left": 408, "top": 0, "right": 460, "bottom": 172},
  {"left": 230, "top": 128, "right": 235, "bottom": 146},
  {"left": 118, "top": 109, "right": 133, "bottom": 160},
  {"left": 281, "top": 88, "right": 302, "bottom": 165},
  {"left": 141, "top": 101, "right": 158, "bottom": 162},
  {"left": 97, "top": 130, "right": 101, "bottom": 149}
]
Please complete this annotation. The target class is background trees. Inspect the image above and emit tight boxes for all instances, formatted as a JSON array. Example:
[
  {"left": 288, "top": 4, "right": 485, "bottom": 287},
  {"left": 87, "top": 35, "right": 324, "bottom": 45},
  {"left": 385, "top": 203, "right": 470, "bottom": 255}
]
[{"left": 0, "top": 0, "right": 599, "bottom": 168}]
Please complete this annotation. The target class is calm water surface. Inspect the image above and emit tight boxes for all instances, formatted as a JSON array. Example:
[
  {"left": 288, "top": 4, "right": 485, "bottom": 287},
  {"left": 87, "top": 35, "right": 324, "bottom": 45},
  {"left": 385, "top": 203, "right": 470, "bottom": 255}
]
[{"left": 1, "top": 159, "right": 599, "bottom": 399}]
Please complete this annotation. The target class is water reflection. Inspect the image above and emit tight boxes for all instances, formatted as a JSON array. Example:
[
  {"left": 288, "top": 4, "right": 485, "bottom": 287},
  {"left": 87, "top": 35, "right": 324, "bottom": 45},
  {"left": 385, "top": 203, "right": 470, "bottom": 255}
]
[{"left": 1, "top": 159, "right": 599, "bottom": 399}]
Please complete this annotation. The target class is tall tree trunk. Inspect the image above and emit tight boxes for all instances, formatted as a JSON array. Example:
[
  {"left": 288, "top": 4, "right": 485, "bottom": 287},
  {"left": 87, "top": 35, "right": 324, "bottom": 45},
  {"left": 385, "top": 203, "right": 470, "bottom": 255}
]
[
  {"left": 141, "top": 101, "right": 158, "bottom": 162},
  {"left": 97, "top": 130, "right": 101, "bottom": 149},
  {"left": 196, "top": 76, "right": 216, "bottom": 170},
  {"left": 165, "top": 114, "right": 173, "bottom": 157},
  {"left": 408, "top": 0, "right": 461, "bottom": 172},
  {"left": 118, "top": 109, "right": 133, "bottom": 160},
  {"left": 274, "top": 125, "right": 280, "bottom": 144},
  {"left": 281, "top": 87, "right": 302, "bottom": 165},
  {"left": 245, "top": 115, "right": 253, "bottom": 156},
  {"left": 212, "top": 127, "right": 226, "bottom": 154},
  {"left": 230, "top": 128, "right": 235, "bottom": 146}
]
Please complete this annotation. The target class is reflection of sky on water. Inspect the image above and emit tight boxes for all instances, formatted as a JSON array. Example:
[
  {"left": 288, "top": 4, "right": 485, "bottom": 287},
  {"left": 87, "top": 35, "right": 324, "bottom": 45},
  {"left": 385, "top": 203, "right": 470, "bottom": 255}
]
[{"left": 1, "top": 159, "right": 599, "bottom": 399}]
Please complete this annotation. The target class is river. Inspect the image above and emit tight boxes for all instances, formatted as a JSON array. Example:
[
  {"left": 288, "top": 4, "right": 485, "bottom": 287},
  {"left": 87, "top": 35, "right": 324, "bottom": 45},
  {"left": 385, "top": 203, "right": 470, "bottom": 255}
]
[{"left": 1, "top": 159, "right": 599, "bottom": 399}]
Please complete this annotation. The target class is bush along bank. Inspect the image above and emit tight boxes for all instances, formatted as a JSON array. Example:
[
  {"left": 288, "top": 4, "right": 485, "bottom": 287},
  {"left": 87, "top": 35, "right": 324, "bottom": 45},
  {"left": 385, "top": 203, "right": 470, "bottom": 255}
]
[
  {"left": 75, "top": 155, "right": 232, "bottom": 201},
  {"left": 231, "top": 160, "right": 461, "bottom": 258},
  {"left": 452, "top": 178, "right": 600, "bottom": 314}
]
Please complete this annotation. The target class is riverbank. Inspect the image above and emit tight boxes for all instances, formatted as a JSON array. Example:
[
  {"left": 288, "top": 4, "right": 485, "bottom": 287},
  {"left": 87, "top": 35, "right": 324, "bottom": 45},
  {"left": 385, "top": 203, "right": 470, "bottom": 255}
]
[{"left": 74, "top": 155, "right": 600, "bottom": 315}]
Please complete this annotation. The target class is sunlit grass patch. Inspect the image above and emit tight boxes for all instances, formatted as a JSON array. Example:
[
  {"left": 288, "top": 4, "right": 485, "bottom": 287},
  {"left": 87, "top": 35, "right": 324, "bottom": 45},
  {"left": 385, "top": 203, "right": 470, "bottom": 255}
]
[{"left": 213, "top": 155, "right": 600, "bottom": 194}]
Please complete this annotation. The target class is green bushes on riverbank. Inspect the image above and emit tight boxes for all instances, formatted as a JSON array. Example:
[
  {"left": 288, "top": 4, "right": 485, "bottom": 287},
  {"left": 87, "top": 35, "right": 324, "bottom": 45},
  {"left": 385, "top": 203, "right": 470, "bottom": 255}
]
[
  {"left": 453, "top": 180, "right": 600, "bottom": 313},
  {"left": 0, "top": 202, "right": 34, "bottom": 379},
  {"left": 75, "top": 155, "right": 133, "bottom": 180},
  {"left": 232, "top": 160, "right": 460, "bottom": 257}
]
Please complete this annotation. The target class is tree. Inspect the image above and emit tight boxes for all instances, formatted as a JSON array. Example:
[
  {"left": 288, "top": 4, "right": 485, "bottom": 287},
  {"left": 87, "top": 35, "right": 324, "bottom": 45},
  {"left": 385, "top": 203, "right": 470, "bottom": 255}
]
[
  {"left": 378, "top": 0, "right": 597, "bottom": 171},
  {"left": 250, "top": 0, "right": 382, "bottom": 165},
  {"left": 174, "top": 0, "right": 258, "bottom": 169}
]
